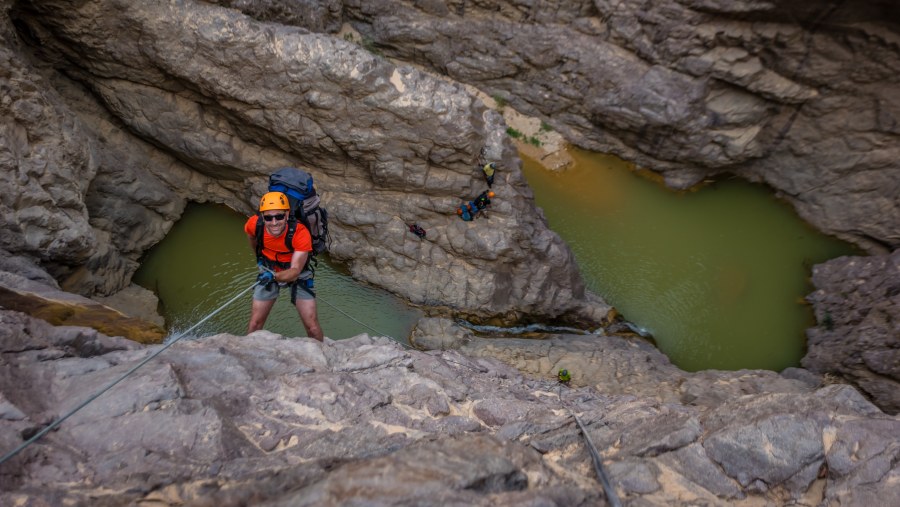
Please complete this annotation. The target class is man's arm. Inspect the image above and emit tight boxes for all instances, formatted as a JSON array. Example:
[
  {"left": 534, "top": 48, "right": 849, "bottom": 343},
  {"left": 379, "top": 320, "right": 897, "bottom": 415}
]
[{"left": 274, "top": 250, "right": 308, "bottom": 283}]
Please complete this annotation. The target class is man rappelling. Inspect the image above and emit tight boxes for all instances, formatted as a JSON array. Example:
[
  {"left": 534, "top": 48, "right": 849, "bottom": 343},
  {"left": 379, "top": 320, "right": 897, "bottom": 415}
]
[{"left": 245, "top": 191, "right": 324, "bottom": 341}]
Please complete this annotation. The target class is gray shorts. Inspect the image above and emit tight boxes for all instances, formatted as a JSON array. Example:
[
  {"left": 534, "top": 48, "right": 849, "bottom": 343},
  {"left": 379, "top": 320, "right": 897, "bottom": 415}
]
[{"left": 253, "top": 281, "right": 315, "bottom": 301}]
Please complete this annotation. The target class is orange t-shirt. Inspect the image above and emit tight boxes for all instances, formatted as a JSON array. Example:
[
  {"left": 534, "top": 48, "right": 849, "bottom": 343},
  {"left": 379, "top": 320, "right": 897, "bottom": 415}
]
[{"left": 244, "top": 215, "right": 312, "bottom": 268}]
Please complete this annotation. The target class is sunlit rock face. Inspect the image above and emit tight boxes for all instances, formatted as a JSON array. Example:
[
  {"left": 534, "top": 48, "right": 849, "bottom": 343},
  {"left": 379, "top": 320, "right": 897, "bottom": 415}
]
[
  {"left": 212, "top": 0, "right": 900, "bottom": 410},
  {"left": 3, "top": 0, "right": 898, "bottom": 318},
  {"left": 1, "top": 0, "right": 897, "bottom": 408},
  {"left": 1, "top": 3, "right": 899, "bottom": 503}
]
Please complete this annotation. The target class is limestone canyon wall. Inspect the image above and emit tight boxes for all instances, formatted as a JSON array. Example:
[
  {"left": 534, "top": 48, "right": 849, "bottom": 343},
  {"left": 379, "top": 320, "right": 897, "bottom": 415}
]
[
  {"left": 2, "top": 0, "right": 610, "bottom": 325},
  {"left": 1, "top": 0, "right": 897, "bottom": 392},
  {"left": 333, "top": 0, "right": 900, "bottom": 254}
]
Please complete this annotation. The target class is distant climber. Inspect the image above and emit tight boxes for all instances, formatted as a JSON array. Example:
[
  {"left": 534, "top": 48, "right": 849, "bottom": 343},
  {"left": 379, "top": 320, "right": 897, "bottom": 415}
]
[
  {"left": 473, "top": 190, "right": 494, "bottom": 218},
  {"left": 408, "top": 223, "right": 426, "bottom": 239},
  {"left": 558, "top": 368, "right": 571, "bottom": 386},
  {"left": 482, "top": 162, "right": 496, "bottom": 187}
]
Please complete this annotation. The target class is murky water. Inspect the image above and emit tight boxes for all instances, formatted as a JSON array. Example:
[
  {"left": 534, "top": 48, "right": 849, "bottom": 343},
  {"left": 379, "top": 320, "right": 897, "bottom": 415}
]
[
  {"left": 133, "top": 203, "right": 422, "bottom": 343},
  {"left": 135, "top": 150, "right": 854, "bottom": 371},
  {"left": 521, "top": 148, "right": 857, "bottom": 372}
]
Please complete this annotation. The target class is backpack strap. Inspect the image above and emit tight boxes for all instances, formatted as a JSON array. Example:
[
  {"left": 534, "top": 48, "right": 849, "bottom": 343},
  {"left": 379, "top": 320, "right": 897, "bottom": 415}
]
[
  {"left": 285, "top": 218, "right": 316, "bottom": 275},
  {"left": 254, "top": 213, "right": 265, "bottom": 264},
  {"left": 256, "top": 215, "right": 299, "bottom": 270},
  {"left": 284, "top": 218, "right": 296, "bottom": 253},
  {"left": 257, "top": 214, "right": 316, "bottom": 275}
]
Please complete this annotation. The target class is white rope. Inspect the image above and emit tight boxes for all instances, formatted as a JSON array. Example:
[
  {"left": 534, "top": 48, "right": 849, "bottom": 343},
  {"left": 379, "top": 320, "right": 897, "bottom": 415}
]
[{"left": 0, "top": 282, "right": 258, "bottom": 465}]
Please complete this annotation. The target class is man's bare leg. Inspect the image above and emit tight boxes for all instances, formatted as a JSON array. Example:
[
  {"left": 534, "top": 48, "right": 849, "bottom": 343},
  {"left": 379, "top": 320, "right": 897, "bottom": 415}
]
[
  {"left": 296, "top": 298, "right": 324, "bottom": 341},
  {"left": 248, "top": 299, "right": 276, "bottom": 333}
]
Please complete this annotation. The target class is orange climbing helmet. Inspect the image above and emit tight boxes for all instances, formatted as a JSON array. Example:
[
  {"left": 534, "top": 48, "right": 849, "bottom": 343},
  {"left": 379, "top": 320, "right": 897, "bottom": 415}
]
[
  {"left": 259, "top": 191, "right": 290, "bottom": 212},
  {"left": 488, "top": 191, "right": 495, "bottom": 198}
]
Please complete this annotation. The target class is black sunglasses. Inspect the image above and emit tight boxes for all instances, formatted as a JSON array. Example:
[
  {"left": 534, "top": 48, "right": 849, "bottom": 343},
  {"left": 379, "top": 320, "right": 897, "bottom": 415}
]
[{"left": 263, "top": 213, "right": 286, "bottom": 222}]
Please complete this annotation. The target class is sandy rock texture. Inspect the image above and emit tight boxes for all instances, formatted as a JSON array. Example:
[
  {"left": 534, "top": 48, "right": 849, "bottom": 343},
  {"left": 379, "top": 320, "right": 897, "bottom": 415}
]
[
  {"left": 1, "top": 310, "right": 897, "bottom": 506},
  {"left": 1, "top": 3, "right": 898, "bottom": 502}
]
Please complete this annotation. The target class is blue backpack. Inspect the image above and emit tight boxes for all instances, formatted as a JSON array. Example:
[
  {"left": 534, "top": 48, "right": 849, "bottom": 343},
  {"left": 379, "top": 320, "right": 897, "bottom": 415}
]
[
  {"left": 458, "top": 202, "right": 473, "bottom": 221},
  {"left": 267, "top": 167, "right": 329, "bottom": 255},
  {"left": 255, "top": 167, "right": 330, "bottom": 268}
]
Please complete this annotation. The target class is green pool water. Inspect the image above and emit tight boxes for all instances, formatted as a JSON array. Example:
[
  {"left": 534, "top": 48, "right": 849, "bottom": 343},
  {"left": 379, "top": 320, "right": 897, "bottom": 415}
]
[
  {"left": 133, "top": 203, "right": 422, "bottom": 343},
  {"left": 522, "top": 148, "right": 857, "bottom": 372}
]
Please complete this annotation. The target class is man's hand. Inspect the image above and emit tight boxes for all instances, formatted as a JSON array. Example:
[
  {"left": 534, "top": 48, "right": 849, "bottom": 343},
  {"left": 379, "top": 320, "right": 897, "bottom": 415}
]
[{"left": 257, "top": 271, "right": 275, "bottom": 285}]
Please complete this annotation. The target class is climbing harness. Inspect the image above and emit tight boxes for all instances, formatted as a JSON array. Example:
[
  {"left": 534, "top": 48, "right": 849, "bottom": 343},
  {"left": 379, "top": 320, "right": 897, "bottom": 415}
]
[
  {"left": 0, "top": 281, "right": 260, "bottom": 466},
  {"left": 255, "top": 218, "right": 318, "bottom": 301}
]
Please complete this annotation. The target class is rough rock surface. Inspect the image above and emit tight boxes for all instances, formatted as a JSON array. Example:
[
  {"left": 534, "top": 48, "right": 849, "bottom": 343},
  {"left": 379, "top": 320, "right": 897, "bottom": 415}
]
[
  {"left": 1, "top": 0, "right": 897, "bottom": 382},
  {"left": 804, "top": 250, "right": 900, "bottom": 414},
  {"left": 3, "top": 0, "right": 609, "bottom": 325},
  {"left": 1, "top": 1, "right": 898, "bottom": 500},
  {"left": 337, "top": 0, "right": 900, "bottom": 254},
  {"left": 0, "top": 269, "right": 165, "bottom": 343},
  {"left": 413, "top": 317, "right": 824, "bottom": 409},
  {"left": 415, "top": 313, "right": 900, "bottom": 417},
  {"left": 1, "top": 309, "right": 898, "bottom": 506},
  {"left": 0, "top": 12, "right": 229, "bottom": 296}
]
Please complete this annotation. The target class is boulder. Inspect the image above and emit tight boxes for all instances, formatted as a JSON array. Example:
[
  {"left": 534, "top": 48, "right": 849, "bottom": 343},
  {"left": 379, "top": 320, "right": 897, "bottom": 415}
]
[{"left": 804, "top": 249, "right": 900, "bottom": 414}]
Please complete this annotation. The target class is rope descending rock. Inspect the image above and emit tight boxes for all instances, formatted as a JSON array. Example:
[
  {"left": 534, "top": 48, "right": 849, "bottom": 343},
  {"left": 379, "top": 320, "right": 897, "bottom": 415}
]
[{"left": 0, "top": 282, "right": 259, "bottom": 465}]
